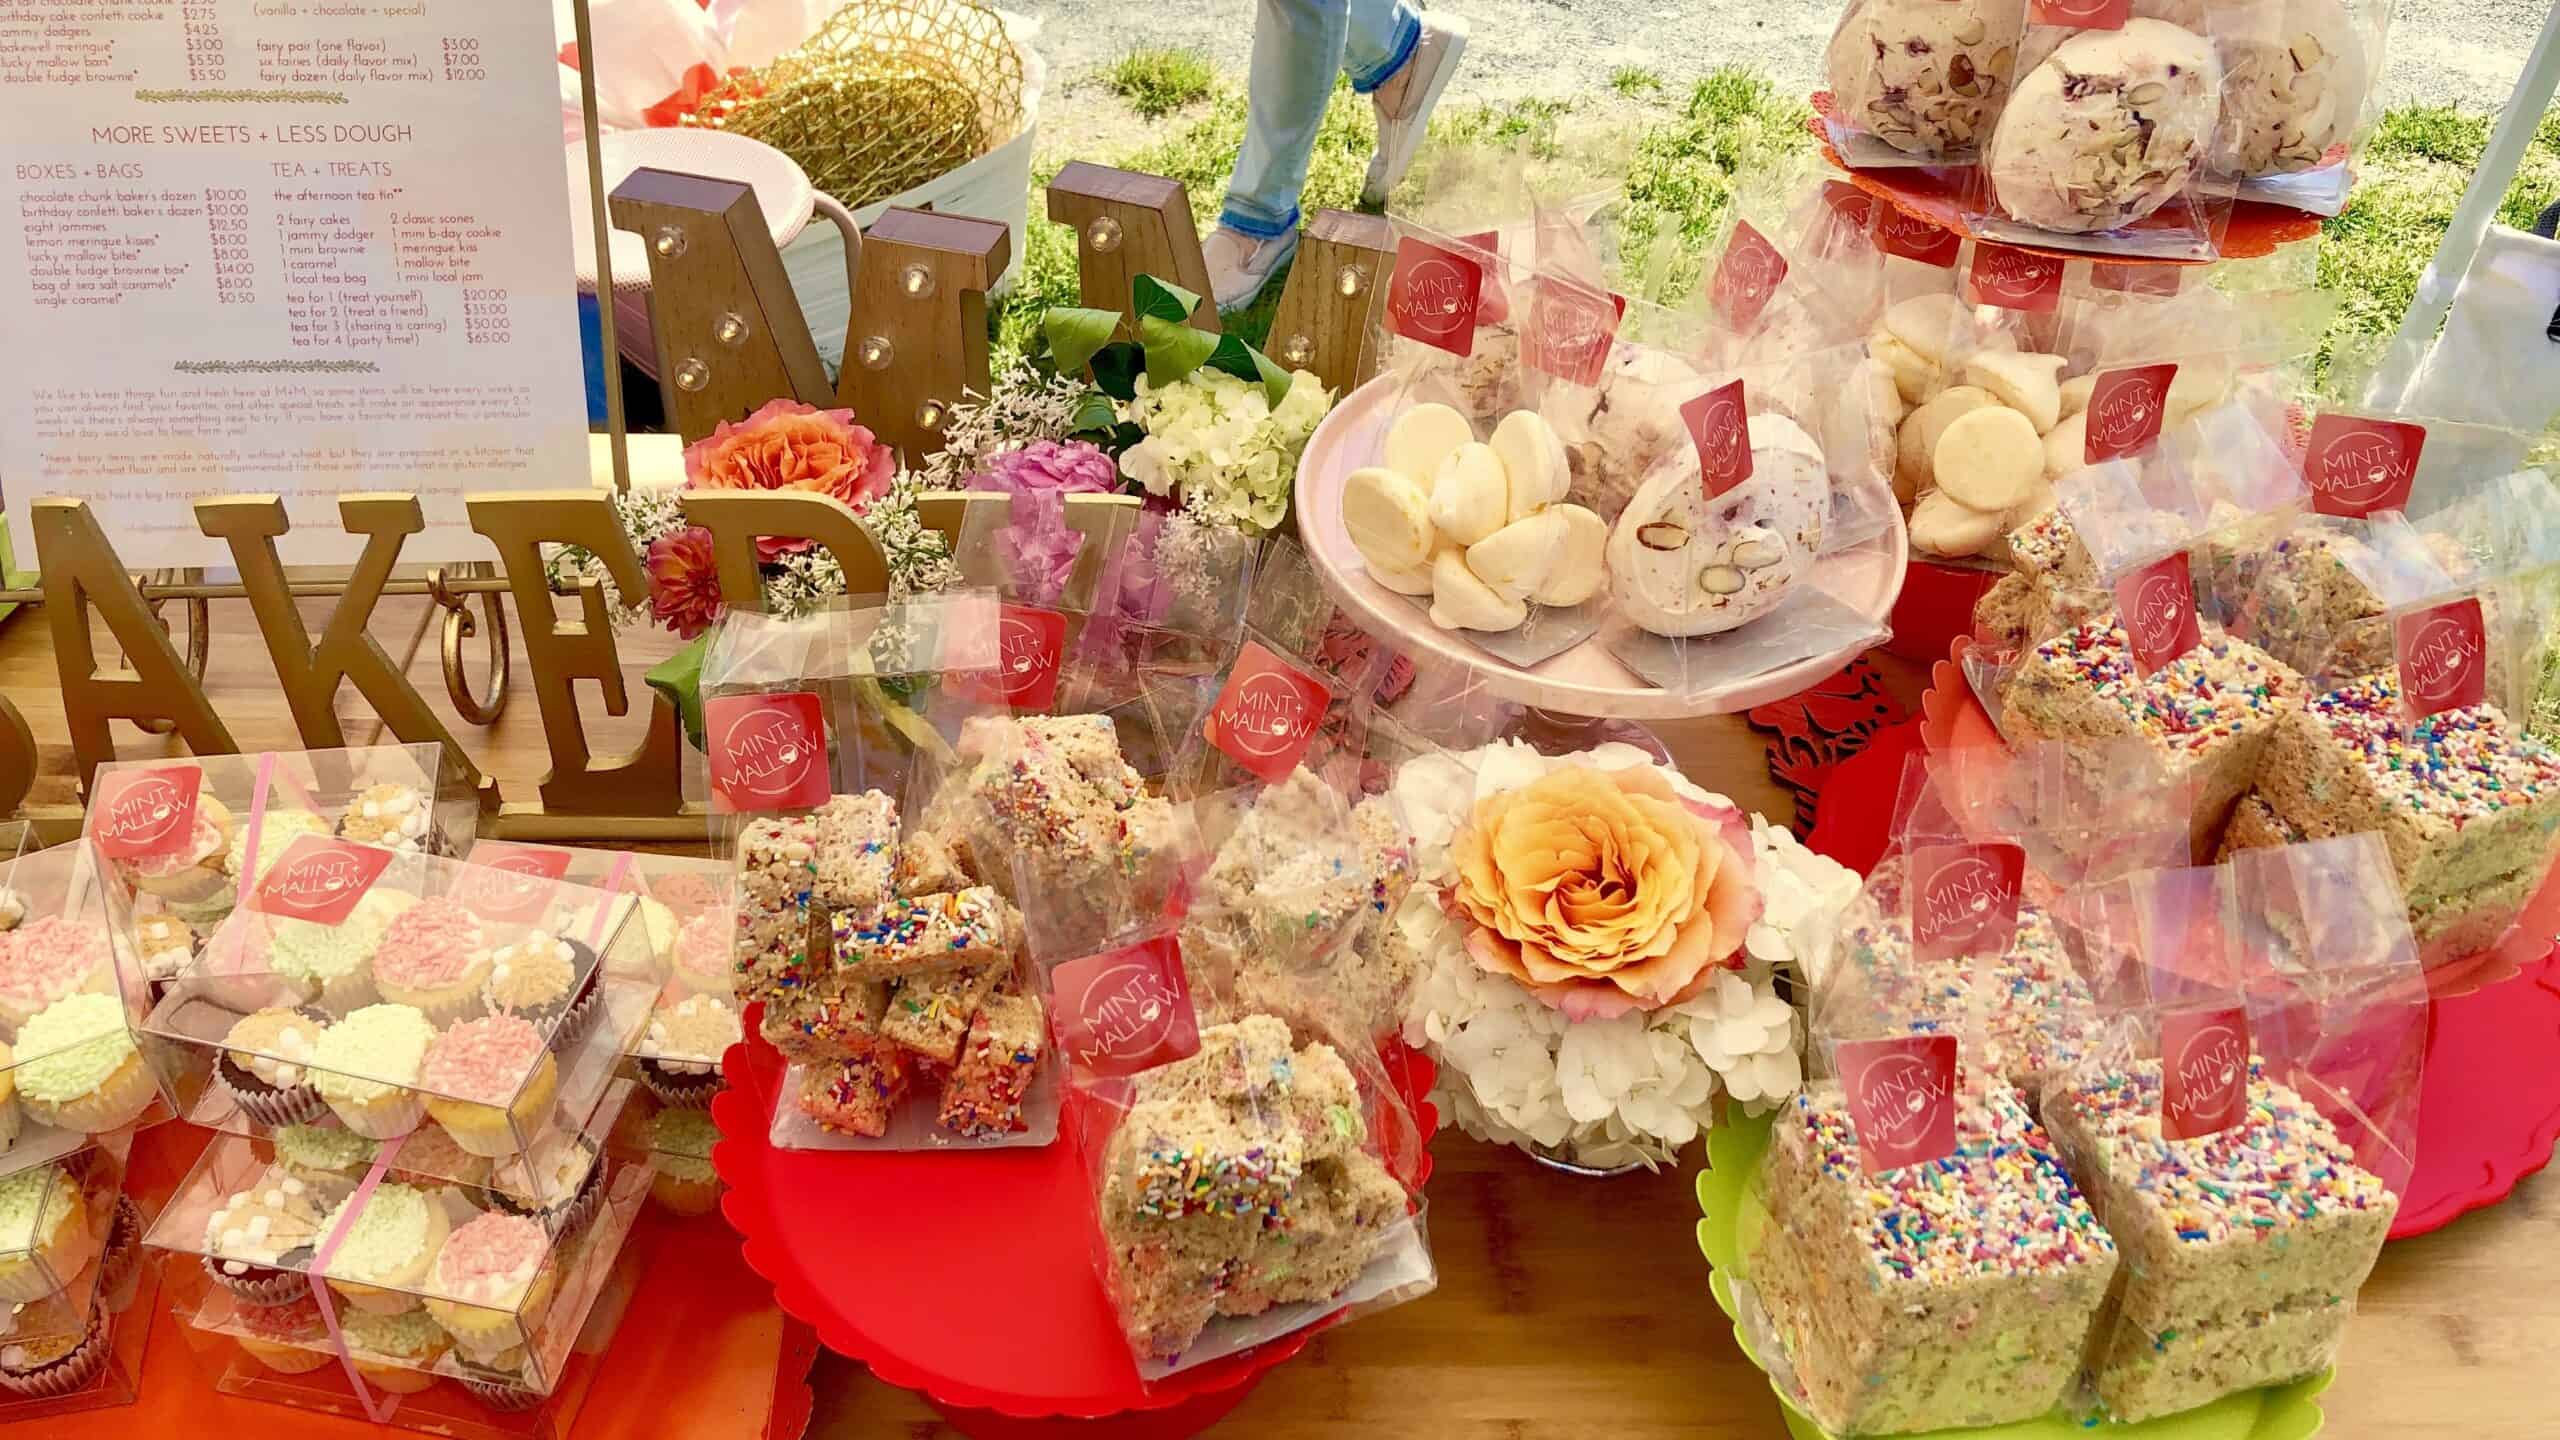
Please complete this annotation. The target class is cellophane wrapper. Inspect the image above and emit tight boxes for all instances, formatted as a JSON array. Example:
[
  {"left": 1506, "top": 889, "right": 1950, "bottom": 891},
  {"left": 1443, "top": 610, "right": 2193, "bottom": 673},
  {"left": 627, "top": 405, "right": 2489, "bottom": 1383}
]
[{"left": 2046, "top": 849, "right": 2419, "bottom": 1423}]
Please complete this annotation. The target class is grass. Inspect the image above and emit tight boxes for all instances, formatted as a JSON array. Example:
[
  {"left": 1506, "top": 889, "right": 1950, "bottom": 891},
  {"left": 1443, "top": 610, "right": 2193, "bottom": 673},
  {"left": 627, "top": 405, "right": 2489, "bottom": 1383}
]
[
  {"left": 1609, "top": 67, "right": 1663, "bottom": 98},
  {"left": 1105, "top": 47, "right": 1215, "bottom": 119}
]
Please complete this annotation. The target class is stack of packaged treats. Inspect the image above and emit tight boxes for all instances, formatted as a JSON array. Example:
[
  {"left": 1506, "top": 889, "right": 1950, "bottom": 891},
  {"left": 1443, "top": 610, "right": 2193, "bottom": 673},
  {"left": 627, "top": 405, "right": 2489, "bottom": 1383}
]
[
  {"left": 2040, "top": 846, "right": 2420, "bottom": 1421},
  {"left": 145, "top": 1078, "right": 655, "bottom": 1421},
  {"left": 0, "top": 842, "right": 188, "bottom": 1155},
  {"left": 0, "top": 1133, "right": 153, "bottom": 1412},
  {"left": 140, "top": 837, "right": 658, "bottom": 1237},
  {"left": 86, "top": 746, "right": 477, "bottom": 1002},
  {"left": 1752, "top": 887, "right": 2120, "bottom": 1434}
]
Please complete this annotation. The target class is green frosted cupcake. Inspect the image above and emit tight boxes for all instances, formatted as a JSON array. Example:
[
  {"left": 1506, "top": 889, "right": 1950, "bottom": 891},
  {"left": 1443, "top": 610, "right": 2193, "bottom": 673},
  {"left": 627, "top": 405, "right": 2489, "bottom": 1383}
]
[
  {"left": 340, "top": 1305, "right": 449, "bottom": 1394},
  {"left": 311, "top": 1004, "right": 438, "bottom": 1140},
  {"left": 270, "top": 889, "right": 415, "bottom": 1012},
  {"left": 319, "top": 1181, "right": 450, "bottom": 1316},
  {"left": 647, "top": 1108, "right": 722, "bottom": 1217},
  {"left": 270, "top": 1123, "right": 379, "bottom": 1204}
]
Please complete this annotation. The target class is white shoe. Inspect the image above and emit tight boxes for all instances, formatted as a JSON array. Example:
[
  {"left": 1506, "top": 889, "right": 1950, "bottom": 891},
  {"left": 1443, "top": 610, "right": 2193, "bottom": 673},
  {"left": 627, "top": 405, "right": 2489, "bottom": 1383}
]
[
  {"left": 1363, "top": 14, "right": 1470, "bottom": 209},
  {"left": 1204, "top": 224, "right": 1300, "bottom": 312}
]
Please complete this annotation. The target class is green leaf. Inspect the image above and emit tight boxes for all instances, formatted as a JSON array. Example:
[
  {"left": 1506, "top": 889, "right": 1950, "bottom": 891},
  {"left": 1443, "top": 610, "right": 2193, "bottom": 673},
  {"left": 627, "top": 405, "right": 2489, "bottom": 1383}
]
[
  {"left": 1131, "top": 274, "right": 1201, "bottom": 326},
  {"left": 1090, "top": 341, "right": 1145, "bottom": 402},
  {"left": 1139, "top": 313, "right": 1221, "bottom": 388},
  {"left": 1066, "top": 389, "right": 1120, "bottom": 436},
  {"left": 644, "top": 631, "right": 712, "bottom": 754},
  {"left": 1044, "top": 306, "right": 1124, "bottom": 379},
  {"left": 1202, "top": 334, "right": 1296, "bottom": 408}
]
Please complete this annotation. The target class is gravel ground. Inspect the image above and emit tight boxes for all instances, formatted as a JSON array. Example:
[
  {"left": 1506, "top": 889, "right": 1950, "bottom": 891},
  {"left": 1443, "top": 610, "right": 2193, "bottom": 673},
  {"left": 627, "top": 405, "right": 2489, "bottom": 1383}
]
[{"left": 1020, "top": 0, "right": 2543, "bottom": 114}]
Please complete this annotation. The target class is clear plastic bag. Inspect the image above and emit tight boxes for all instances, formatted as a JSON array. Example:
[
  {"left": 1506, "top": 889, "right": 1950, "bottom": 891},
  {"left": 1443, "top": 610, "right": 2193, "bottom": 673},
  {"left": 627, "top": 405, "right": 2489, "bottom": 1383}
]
[
  {"left": 1593, "top": 343, "right": 1895, "bottom": 699},
  {"left": 1058, "top": 937, "right": 1433, "bottom": 1381},
  {"left": 1747, "top": 820, "right": 2119, "bottom": 1436},
  {"left": 1822, "top": 0, "right": 2031, "bottom": 168},
  {"left": 1974, "top": 6, "right": 2236, "bottom": 259},
  {"left": 2207, "top": 0, "right": 2392, "bottom": 216},
  {"left": 1347, "top": 221, "right": 1609, "bottom": 664},
  {"left": 2046, "top": 852, "right": 2417, "bottom": 1424}
]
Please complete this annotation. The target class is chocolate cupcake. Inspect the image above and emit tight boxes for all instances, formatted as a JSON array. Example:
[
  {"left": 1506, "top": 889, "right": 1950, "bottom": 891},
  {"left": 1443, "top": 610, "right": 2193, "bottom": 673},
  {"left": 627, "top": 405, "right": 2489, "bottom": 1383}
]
[
  {"left": 215, "top": 1006, "right": 330, "bottom": 1126},
  {"left": 635, "top": 995, "right": 741, "bottom": 1109},
  {"left": 491, "top": 1133, "right": 603, "bottom": 1239},
  {"left": 482, "top": 932, "right": 601, "bottom": 1051},
  {"left": 456, "top": 1351, "right": 546, "bottom": 1412},
  {"left": 336, "top": 782, "right": 439, "bottom": 854},
  {"left": 0, "top": 1313, "right": 109, "bottom": 1399}
]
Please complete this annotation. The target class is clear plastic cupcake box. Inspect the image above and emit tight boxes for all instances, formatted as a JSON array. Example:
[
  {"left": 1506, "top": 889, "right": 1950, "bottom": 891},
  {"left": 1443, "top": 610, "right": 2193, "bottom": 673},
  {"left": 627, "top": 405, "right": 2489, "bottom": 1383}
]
[
  {"left": 457, "top": 842, "right": 733, "bottom": 998},
  {"left": 140, "top": 837, "right": 658, "bottom": 1202},
  {"left": 148, "top": 1079, "right": 650, "bottom": 1433},
  {"left": 0, "top": 1131, "right": 156, "bottom": 1418},
  {"left": 0, "top": 842, "right": 198, "bottom": 1178}
]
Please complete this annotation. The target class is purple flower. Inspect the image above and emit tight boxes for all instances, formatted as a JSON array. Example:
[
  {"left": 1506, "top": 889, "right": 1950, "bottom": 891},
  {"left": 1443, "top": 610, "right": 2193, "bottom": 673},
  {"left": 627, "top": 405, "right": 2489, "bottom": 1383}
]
[{"left": 969, "top": 441, "right": 1119, "bottom": 603}]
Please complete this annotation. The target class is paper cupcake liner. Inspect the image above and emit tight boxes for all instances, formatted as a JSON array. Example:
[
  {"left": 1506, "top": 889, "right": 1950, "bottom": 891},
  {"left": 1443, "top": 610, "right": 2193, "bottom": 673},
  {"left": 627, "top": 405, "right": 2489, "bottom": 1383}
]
[
  {"left": 461, "top": 1371, "right": 546, "bottom": 1412},
  {"left": 218, "top": 1057, "right": 329, "bottom": 1128},
  {"left": 98, "top": 1197, "right": 142, "bottom": 1313},
  {"left": 203, "top": 1254, "right": 310, "bottom": 1306},
  {"left": 638, "top": 1061, "right": 723, "bottom": 1111},
  {"left": 27, "top": 1058, "right": 160, "bottom": 1135},
  {"left": 541, "top": 973, "right": 604, "bottom": 1055},
  {"left": 313, "top": 969, "right": 381, "bottom": 1016},
  {"left": 496, "top": 1158, "right": 602, "bottom": 1239},
  {"left": 326, "top": 1090, "right": 427, "bottom": 1141},
  {"left": 0, "top": 1315, "right": 108, "bottom": 1398}
]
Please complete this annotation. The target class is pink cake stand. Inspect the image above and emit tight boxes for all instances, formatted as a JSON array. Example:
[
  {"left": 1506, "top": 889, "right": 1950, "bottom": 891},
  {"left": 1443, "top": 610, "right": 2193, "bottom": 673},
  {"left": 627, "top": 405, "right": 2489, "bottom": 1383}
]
[{"left": 1292, "top": 375, "right": 1910, "bottom": 722}]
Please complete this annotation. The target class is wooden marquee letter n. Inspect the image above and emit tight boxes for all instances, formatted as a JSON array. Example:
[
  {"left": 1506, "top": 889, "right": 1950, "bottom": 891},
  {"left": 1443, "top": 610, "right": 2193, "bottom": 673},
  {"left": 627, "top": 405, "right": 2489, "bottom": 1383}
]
[
  {"left": 838, "top": 206, "right": 1009, "bottom": 462},
  {"left": 33, "top": 497, "right": 236, "bottom": 797},
  {"left": 1046, "top": 162, "right": 1219, "bottom": 336}
]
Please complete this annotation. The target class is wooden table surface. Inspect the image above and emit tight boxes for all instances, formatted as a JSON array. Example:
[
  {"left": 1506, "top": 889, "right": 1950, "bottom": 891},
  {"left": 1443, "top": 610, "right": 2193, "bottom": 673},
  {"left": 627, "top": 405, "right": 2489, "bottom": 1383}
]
[{"left": 1, "top": 592, "right": 2549, "bottom": 1440}]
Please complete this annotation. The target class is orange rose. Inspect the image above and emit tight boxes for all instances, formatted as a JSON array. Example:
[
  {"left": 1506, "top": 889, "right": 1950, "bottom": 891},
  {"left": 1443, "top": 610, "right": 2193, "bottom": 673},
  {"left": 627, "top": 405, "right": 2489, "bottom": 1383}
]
[
  {"left": 1451, "top": 766, "right": 1756, "bottom": 1019},
  {"left": 683, "top": 399, "right": 896, "bottom": 561}
]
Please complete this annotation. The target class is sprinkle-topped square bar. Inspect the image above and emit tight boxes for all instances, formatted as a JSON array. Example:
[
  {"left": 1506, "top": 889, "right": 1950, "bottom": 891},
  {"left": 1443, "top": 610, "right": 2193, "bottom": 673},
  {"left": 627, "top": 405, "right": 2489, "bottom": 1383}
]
[
  {"left": 2001, "top": 618, "right": 2298, "bottom": 856},
  {"left": 1750, "top": 1077, "right": 2118, "bottom": 1435},
  {"left": 830, "top": 886, "right": 1016, "bottom": 980},
  {"left": 2238, "top": 673, "right": 2560, "bottom": 958},
  {"left": 2043, "top": 1060, "right": 2397, "bottom": 1422}
]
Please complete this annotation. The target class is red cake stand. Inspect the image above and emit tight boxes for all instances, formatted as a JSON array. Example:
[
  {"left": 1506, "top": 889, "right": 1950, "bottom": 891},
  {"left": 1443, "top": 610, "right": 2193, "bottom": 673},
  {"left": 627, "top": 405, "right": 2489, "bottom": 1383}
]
[
  {"left": 1911, "top": 638, "right": 2560, "bottom": 1239},
  {"left": 1807, "top": 94, "right": 2326, "bottom": 264},
  {"left": 712, "top": 1019, "right": 1437, "bottom": 1439}
]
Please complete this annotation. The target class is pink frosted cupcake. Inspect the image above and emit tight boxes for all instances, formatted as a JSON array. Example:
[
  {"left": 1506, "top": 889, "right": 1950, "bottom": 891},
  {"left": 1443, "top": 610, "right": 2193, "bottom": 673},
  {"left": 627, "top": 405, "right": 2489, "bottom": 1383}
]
[
  {"left": 0, "top": 917, "right": 110, "bottom": 1028},
  {"left": 670, "top": 906, "right": 735, "bottom": 999},
  {"left": 372, "top": 898, "right": 491, "bottom": 1027},
  {"left": 420, "top": 1016, "right": 558, "bottom": 1159}
]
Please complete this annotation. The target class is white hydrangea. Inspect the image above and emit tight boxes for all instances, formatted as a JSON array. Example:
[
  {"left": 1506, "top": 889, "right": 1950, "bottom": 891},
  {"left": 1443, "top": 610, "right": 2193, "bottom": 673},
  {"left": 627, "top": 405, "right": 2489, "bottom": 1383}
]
[
  {"left": 1397, "top": 741, "right": 1861, "bottom": 1171},
  {"left": 1118, "top": 369, "right": 1331, "bottom": 535}
]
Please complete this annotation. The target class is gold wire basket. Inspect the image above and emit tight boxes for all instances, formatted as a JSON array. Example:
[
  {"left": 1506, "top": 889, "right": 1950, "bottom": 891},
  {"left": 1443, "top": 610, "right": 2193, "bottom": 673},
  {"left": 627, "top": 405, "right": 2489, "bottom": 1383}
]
[{"left": 686, "top": 0, "right": 1026, "bottom": 211}]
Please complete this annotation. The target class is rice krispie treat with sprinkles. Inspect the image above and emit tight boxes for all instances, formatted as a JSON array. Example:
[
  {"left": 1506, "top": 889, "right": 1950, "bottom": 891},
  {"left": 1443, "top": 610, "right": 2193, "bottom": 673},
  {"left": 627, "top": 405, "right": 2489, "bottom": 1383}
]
[
  {"left": 1832, "top": 883, "right": 2100, "bottom": 1099},
  {"left": 811, "top": 792, "right": 898, "bottom": 913},
  {"left": 796, "top": 1046, "right": 910, "bottom": 1138},
  {"left": 1750, "top": 1076, "right": 2118, "bottom": 1434},
  {"left": 733, "top": 814, "right": 821, "bottom": 1003},
  {"left": 1098, "top": 1015, "right": 1411, "bottom": 1361},
  {"left": 831, "top": 887, "right": 1015, "bottom": 980},
  {"left": 2001, "top": 618, "right": 2298, "bottom": 857},
  {"left": 942, "top": 715, "right": 1184, "bottom": 922},
  {"left": 877, "top": 964, "right": 1000, "bottom": 1065},
  {"left": 757, "top": 973, "right": 888, "bottom": 1064},
  {"left": 936, "top": 989, "right": 1044, "bottom": 1136},
  {"left": 2233, "top": 672, "right": 2560, "bottom": 960},
  {"left": 2043, "top": 1059, "right": 2398, "bottom": 1422}
]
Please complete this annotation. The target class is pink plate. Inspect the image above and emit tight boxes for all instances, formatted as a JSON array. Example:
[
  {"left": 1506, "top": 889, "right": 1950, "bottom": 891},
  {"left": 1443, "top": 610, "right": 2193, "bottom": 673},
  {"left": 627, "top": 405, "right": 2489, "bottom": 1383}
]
[
  {"left": 1913, "top": 638, "right": 2560, "bottom": 1239},
  {"left": 711, "top": 1012, "right": 1438, "bottom": 1430},
  {"left": 1293, "top": 374, "right": 1910, "bottom": 719}
]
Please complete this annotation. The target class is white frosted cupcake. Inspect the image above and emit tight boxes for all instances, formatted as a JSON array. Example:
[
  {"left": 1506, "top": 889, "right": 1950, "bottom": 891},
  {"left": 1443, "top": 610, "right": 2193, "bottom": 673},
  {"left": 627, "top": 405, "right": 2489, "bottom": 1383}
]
[{"left": 310, "top": 1003, "right": 439, "bottom": 1140}]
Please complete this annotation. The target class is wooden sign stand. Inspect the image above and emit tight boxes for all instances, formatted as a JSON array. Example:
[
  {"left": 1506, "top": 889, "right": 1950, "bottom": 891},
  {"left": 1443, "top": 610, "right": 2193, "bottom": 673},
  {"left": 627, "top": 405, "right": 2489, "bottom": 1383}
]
[
  {"left": 1264, "top": 208, "right": 1397, "bottom": 395},
  {"left": 838, "top": 207, "right": 1009, "bottom": 461}
]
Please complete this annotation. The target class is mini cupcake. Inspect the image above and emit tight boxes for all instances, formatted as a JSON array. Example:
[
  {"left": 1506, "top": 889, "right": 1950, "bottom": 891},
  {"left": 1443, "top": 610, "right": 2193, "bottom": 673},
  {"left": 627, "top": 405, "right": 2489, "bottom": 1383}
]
[
  {"left": 185, "top": 809, "right": 330, "bottom": 928},
  {"left": 420, "top": 1017, "right": 558, "bottom": 1159},
  {"left": 0, "top": 916, "right": 111, "bottom": 1028},
  {"left": 492, "top": 1134, "right": 602, "bottom": 1237},
  {"left": 217, "top": 1006, "right": 329, "bottom": 1125},
  {"left": 268, "top": 888, "right": 415, "bottom": 1013},
  {"left": 310, "top": 1003, "right": 439, "bottom": 1140},
  {"left": 132, "top": 912, "right": 198, "bottom": 1007},
  {"left": 372, "top": 898, "right": 491, "bottom": 1026},
  {"left": 391, "top": 1122, "right": 495, "bottom": 1194},
  {"left": 0, "top": 1314, "right": 108, "bottom": 1399},
  {"left": 0, "top": 1163, "right": 98, "bottom": 1302},
  {"left": 201, "top": 1167, "right": 326, "bottom": 1304},
  {"left": 647, "top": 1108, "right": 722, "bottom": 1217},
  {"left": 0, "top": 1043, "right": 19, "bottom": 1155},
  {"left": 319, "top": 1181, "right": 450, "bottom": 1316},
  {"left": 232, "top": 1293, "right": 333, "bottom": 1375},
  {"left": 481, "top": 931, "right": 598, "bottom": 1046},
  {"left": 15, "top": 992, "right": 159, "bottom": 1134},
  {"left": 123, "top": 792, "right": 237, "bottom": 909},
  {"left": 422, "top": 1211, "right": 556, "bottom": 1361},
  {"left": 340, "top": 1305, "right": 450, "bottom": 1395},
  {"left": 337, "top": 783, "right": 438, "bottom": 854},
  {"left": 268, "top": 1123, "right": 377, "bottom": 1204},
  {"left": 636, "top": 995, "right": 741, "bottom": 1109},
  {"left": 669, "top": 906, "right": 736, "bottom": 1000}
]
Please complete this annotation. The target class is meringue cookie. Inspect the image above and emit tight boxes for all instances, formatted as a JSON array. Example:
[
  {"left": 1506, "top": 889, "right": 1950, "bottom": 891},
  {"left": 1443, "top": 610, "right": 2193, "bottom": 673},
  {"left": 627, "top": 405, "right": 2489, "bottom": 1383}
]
[
  {"left": 1825, "top": 0, "right": 2026, "bottom": 158},
  {"left": 1533, "top": 504, "right": 1609, "bottom": 608},
  {"left": 1960, "top": 350, "right": 2068, "bottom": 434},
  {"left": 1933, "top": 406, "right": 2045, "bottom": 512},
  {"left": 1428, "top": 443, "right": 1510, "bottom": 547},
  {"left": 1428, "top": 548, "right": 1528, "bottom": 632},
  {"left": 1466, "top": 510, "right": 1567, "bottom": 603},
  {"left": 1897, "top": 386, "right": 1999, "bottom": 496},
  {"left": 1386, "top": 403, "right": 1474, "bottom": 484},
  {"left": 1490, "top": 410, "right": 1570, "bottom": 521},
  {"left": 1910, "top": 488, "right": 2011, "bottom": 556},
  {"left": 1342, "top": 466, "right": 1436, "bottom": 571},
  {"left": 1987, "top": 19, "right": 2224, "bottom": 234},
  {"left": 1605, "top": 413, "right": 1828, "bottom": 637}
]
